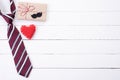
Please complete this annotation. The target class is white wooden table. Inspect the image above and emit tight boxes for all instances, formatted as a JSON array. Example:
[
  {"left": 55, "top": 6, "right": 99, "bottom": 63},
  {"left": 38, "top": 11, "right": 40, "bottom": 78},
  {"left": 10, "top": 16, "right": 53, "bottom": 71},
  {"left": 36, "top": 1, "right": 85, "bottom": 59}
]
[{"left": 0, "top": 0, "right": 120, "bottom": 80}]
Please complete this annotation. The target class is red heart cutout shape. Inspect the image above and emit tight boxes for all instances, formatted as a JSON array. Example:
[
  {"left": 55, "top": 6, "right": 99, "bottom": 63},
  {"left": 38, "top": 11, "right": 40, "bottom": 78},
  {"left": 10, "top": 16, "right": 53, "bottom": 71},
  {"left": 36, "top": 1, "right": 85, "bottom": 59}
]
[{"left": 21, "top": 24, "right": 36, "bottom": 40}]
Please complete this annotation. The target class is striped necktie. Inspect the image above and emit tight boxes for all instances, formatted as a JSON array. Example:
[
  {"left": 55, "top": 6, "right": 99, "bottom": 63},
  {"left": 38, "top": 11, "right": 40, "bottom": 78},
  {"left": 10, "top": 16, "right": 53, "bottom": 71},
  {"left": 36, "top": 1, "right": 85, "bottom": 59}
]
[{"left": 0, "top": 0, "right": 33, "bottom": 78}]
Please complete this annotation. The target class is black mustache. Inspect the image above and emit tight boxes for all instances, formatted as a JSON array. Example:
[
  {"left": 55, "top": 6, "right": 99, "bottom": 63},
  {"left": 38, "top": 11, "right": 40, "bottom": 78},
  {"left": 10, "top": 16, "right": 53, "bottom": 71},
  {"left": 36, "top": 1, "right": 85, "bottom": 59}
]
[{"left": 31, "top": 12, "right": 42, "bottom": 19}]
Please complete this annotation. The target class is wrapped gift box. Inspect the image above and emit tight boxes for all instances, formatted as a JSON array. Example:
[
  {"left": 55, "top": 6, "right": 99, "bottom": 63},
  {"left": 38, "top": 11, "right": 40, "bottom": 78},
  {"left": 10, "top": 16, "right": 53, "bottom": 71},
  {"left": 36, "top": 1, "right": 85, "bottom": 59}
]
[{"left": 16, "top": 2, "right": 47, "bottom": 21}]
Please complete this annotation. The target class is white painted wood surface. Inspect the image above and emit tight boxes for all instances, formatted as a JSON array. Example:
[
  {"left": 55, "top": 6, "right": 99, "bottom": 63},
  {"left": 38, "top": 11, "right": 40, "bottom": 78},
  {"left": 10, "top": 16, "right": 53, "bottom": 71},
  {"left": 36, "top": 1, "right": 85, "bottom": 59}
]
[{"left": 0, "top": 0, "right": 120, "bottom": 80}]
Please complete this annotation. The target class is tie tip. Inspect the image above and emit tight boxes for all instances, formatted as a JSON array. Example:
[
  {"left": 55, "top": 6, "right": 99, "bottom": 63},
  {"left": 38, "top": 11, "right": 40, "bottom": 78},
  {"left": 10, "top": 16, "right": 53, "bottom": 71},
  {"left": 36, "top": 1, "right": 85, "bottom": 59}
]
[{"left": 19, "top": 66, "right": 33, "bottom": 78}]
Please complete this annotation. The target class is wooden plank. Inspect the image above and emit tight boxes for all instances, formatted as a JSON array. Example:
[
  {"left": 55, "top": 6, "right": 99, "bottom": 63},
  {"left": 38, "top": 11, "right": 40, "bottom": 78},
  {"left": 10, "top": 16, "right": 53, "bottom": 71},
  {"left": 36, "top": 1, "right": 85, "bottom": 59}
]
[
  {"left": 1, "top": 0, "right": 120, "bottom": 11},
  {"left": 1, "top": 68, "right": 120, "bottom": 80},
  {"left": 1, "top": 25, "right": 120, "bottom": 39},
  {"left": 0, "top": 12, "right": 120, "bottom": 25},
  {"left": 32, "top": 55, "right": 120, "bottom": 68},
  {"left": 0, "top": 40, "right": 120, "bottom": 55},
  {"left": 1, "top": 69, "right": 120, "bottom": 80},
  {"left": 14, "top": 12, "right": 120, "bottom": 25},
  {"left": 0, "top": 55, "right": 120, "bottom": 80},
  {"left": 17, "top": 0, "right": 120, "bottom": 11},
  {"left": 0, "top": 12, "right": 120, "bottom": 39},
  {"left": 1, "top": 55, "right": 120, "bottom": 68},
  {"left": 27, "top": 69, "right": 120, "bottom": 80}
]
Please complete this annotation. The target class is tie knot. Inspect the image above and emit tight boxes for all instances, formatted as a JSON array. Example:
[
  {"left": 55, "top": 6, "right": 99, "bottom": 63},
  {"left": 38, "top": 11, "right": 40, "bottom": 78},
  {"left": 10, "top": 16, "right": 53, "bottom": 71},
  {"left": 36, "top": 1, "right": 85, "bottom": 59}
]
[
  {"left": 0, "top": 10, "right": 15, "bottom": 24},
  {"left": 9, "top": 14, "right": 14, "bottom": 24},
  {"left": 4, "top": 14, "right": 15, "bottom": 24}
]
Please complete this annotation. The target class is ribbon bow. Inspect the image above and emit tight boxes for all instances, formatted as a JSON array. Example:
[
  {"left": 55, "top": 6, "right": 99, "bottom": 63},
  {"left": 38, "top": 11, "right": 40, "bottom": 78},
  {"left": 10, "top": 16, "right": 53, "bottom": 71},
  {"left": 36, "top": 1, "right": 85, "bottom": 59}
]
[{"left": 18, "top": 3, "right": 35, "bottom": 19}]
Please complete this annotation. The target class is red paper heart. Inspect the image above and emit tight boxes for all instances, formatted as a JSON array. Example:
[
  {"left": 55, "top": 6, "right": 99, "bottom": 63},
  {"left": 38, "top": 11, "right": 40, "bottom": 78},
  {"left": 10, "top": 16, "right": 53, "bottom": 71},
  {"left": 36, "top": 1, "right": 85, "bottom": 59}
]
[{"left": 21, "top": 24, "right": 36, "bottom": 39}]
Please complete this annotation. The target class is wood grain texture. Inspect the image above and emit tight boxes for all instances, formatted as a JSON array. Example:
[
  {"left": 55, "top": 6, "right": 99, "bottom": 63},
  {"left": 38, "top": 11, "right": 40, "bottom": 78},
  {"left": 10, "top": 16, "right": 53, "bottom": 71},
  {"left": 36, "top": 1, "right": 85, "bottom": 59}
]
[
  {"left": 18, "top": 0, "right": 120, "bottom": 11},
  {"left": 0, "top": 55, "right": 120, "bottom": 80},
  {"left": 1, "top": 69, "right": 120, "bottom": 80},
  {"left": 0, "top": 0, "right": 120, "bottom": 79},
  {"left": 14, "top": 12, "right": 120, "bottom": 25},
  {"left": 1, "top": 55, "right": 120, "bottom": 68},
  {"left": 1, "top": 12, "right": 120, "bottom": 26},
  {"left": 1, "top": 25, "right": 120, "bottom": 39},
  {"left": 1, "top": 0, "right": 120, "bottom": 12},
  {"left": 31, "top": 55, "right": 120, "bottom": 68},
  {"left": 1, "top": 40, "right": 120, "bottom": 55}
]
